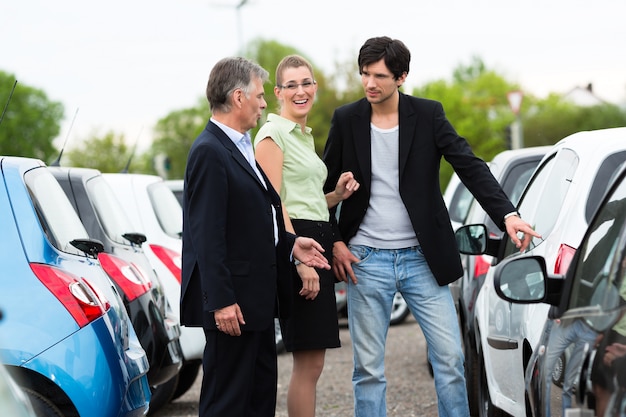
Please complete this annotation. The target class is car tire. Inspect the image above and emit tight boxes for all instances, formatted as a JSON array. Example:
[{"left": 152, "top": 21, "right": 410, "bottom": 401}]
[
  {"left": 552, "top": 352, "right": 566, "bottom": 388},
  {"left": 171, "top": 360, "right": 201, "bottom": 400},
  {"left": 389, "top": 293, "right": 410, "bottom": 325},
  {"left": 464, "top": 330, "right": 480, "bottom": 417},
  {"left": 478, "top": 354, "right": 504, "bottom": 417},
  {"left": 24, "top": 388, "right": 63, "bottom": 417},
  {"left": 148, "top": 374, "right": 179, "bottom": 415}
]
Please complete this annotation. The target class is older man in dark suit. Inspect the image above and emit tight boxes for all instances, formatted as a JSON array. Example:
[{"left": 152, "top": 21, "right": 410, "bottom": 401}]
[{"left": 180, "top": 57, "right": 329, "bottom": 417}]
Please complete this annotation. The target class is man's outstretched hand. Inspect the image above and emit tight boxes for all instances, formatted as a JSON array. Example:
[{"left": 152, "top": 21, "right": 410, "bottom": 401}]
[
  {"left": 505, "top": 215, "right": 542, "bottom": 252},
  {"left": 293, "top": 236, "right": 331, "bottom": 270}
]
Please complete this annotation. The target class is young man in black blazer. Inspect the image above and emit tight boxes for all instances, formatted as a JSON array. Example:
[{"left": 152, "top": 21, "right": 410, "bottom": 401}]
[{"left": 322, "top": 37, "right": 540, "bottom": 417}]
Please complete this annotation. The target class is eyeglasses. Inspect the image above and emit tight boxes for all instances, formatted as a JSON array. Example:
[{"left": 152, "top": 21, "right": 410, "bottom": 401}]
[{"left": 277, "top": 81, "right": 316, "bottom": 91}]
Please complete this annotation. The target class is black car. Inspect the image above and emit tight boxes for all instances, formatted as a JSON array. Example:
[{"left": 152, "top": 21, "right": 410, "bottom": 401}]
[
  {"left": 50, "top": 166, "right": 184, "bottom": 413},
  {"left": 458, "top": 161, "right": 626, "bottom": 417}
]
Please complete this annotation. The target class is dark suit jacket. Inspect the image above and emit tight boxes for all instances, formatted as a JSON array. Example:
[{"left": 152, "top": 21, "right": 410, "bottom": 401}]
[
  {"left": 180, "top": 120, "right": 293, "bottom": 331},
  {"left": 322, "top": 93, "right": 516, "bottom": 286}
]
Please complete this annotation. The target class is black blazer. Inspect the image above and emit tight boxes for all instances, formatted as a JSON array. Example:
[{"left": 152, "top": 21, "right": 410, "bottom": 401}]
[
  {"left": 180, "top": 120, "right": 293, "bottom": 331},
  {"left": 322, "top": 93, "right": 516, "bottom": 286}
]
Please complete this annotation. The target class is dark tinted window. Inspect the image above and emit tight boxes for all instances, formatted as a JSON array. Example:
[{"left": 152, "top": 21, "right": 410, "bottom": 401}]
[
  {"left": 584, "top": 151, "right": 626, "bottom": 223},
  {"left": 569, "top": 169, "right": 626, "bottom": 331}
]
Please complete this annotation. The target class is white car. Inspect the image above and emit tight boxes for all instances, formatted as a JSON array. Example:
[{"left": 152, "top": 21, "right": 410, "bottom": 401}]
[
  {"left": 467, "top": 128, "right": 626, "bottom": 417},
  {"left": 102, "top": 173, "right": 206, "bottom": 400},
  {"left": 455, "top": 146, "right": 550, "bottom": 413}
]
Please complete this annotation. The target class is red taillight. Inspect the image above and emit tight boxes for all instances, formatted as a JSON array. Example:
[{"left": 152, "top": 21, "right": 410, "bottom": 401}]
[
  {"left": 149, "top": 244, "right": 182, "bottom": 283},
  {"left": 98, "top": 253, "right": 152, "bottom": 302},
  {"left": 554, "top": 244, "right": 576, "bottom": 274},
  {"left": 473, "top": 255, "right": 491, "bottom": 279},
  {"left": 30, "top": 263, "right": 109, "bottom": 327}
]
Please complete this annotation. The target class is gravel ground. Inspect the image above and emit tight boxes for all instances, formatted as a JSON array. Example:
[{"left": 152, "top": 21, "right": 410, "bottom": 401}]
[{"left": 153, "top": 314, "right": 438, "bottom": 417}]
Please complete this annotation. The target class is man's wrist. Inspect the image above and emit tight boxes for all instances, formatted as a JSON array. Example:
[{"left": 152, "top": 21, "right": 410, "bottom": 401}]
[{"left": 504, "top": 211, "right": 520, "bottom": 223}]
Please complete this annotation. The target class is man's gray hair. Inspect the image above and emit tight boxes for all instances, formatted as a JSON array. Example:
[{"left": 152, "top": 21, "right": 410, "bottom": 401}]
[{"left": 205, "top": 57, "right": 269, "bottom": 113}]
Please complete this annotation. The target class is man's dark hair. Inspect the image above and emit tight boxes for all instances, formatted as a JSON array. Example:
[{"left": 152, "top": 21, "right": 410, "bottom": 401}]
[{"left": 357, "top": 36, "right": 411, "bottom": 80}]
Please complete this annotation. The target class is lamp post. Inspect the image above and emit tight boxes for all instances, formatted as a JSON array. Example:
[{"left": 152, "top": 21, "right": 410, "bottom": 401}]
[
  {"left": 507, "top": 90, "right": 524, "bottom": 149},
  {"left": 235, "top": 0, "right": 248, "bottom": 52}
]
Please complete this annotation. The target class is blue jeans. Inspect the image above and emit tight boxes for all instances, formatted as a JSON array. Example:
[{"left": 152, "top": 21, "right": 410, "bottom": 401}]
[
  {"left": 542, "top": 319, "right": 597, "bottom": 417},
  {"left": 347, "top": 245, "right": 469, "bottom": 417}
]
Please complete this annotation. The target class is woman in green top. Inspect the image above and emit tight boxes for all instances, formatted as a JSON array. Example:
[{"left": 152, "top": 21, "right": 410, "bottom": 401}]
[{"left": 254, "top": 55, "right": 359, "bottom": 417}]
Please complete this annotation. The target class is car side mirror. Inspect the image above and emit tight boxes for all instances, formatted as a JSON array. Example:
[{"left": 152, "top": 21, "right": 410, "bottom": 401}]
[
  {"left": 455, "top": 224, "right": 488, "bottom": 255},
  {"left": 494, "top": 256, "right": 548, "bottom": 303}
]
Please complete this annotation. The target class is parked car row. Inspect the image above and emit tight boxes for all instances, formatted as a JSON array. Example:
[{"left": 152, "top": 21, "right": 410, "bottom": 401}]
[
  {"left": 0, "top": 156, "right": 151, "bottom": 416},
  {"left": 453, "top": 127, "right": 626, "bottom": 417},
  {"left": 0, "top": 156, "right": 210, "bottom": 416}
]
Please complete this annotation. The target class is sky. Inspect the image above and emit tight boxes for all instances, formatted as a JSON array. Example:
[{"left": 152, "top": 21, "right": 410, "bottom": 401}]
[{"left": 2, "top": 0, "right": 626, "bottom": 152}]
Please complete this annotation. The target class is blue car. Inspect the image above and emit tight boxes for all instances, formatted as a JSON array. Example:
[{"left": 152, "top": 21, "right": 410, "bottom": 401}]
[
  {"left": 50, "top": 166, "right": 183, "bottom": 412},
  {"left": 0, "top": 156, "right": 151, "bottom": 416}
]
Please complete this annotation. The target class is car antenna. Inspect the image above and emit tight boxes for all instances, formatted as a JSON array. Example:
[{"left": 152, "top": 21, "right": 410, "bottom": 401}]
[
  {"left": 51, "top": 107, "right": 79, "bottom": 167},
  {"left": 121, "top": 125, "right": 143, "bottom": 173},
  {"left": 0, "top": 79, "right": 18, "bottom": 127}
]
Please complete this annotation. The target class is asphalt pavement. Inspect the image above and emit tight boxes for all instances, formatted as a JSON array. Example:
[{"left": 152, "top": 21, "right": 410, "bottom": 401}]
[{"left": 153, "top": 314, "right": 438, "bottom": 417}]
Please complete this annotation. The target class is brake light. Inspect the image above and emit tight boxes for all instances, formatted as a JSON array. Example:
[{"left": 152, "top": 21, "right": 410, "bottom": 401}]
[
  {"left": 30, "top": 263, "right": 109, "bottom": 327},
  {"left": 150, "top": 244, "right": 182, "bottom": 283},
  {"left": 98, "top": 253, "right": 152, "bottom": 301},
  {"left": 473, "top": 255, "right": 491, "bottom": 279},
  {"left": 554, "top": 244, "right": 576, "bottom": 274}
]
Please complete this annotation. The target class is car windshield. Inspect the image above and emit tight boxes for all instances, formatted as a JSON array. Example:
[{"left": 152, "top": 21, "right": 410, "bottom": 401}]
[
  {"left": 567, "top": 172, "right": 626, "bottom": 332},
  {"left": 86, "top": 175, "right": 137, "bottom": 245},
  {"left": 25, "top": 167, "right": 90, "bottom": 256},
  {"left": 148, "top": 182, "right": 183, "bottom": 239}
]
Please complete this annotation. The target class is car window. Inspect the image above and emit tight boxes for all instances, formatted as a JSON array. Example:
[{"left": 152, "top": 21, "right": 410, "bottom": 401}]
[
  {"left": 86, "top": 175, "right": 137, "bottom": 245},
  {"left": 448, "top": 181, "right": 473, "bottom": 224},
  {"left": 148, "top": 182, "right": 183, "bottom": 239},
  {"left": 584, "top": 151, "right": 626, "bottom": 223},
  {"left": 483, "top": 159, "right": 541, "bottom": 236},
  {"left": 25, "top": 168, "right": 90, "bottom": 256},
  {"left": 503, "top": 149, "right": 579, "bottom": 257},
  {"left": 568, "top": 173, "right": 626, "bottom": 331}
]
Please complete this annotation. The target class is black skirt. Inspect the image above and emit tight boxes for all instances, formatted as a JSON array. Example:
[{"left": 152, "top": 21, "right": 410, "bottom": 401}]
[{"left": 280, "top": 219, "right": 341, "bottom": 352}]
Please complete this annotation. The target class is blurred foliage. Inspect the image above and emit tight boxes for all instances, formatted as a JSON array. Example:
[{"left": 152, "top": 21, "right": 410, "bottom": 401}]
[
  {"left": 65, "top": 131, "right": 133, "bottom": 173},
  {"left": 4, "top": 40, "right": 626, "bottom": 192},
  {"left": 146, "top": 98, "right": 209, "bottom": 179},
  {"left": 523, "top": 94, "right": 626, "bottom": 146},
  {"left": 0, "top": 71, "right": 64, "bottom": 162}
]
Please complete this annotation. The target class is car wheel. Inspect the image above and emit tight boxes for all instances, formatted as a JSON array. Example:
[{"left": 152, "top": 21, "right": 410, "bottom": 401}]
[
  {"left": 275, "top": 318, "right": 285, "bottom": 353},
  {"left": 148, "top": 374, "right": 179, "bottom": 415},
  {"left": 172, "top": 360, "right": 201, "bottom": 400},
  {"left": 464, "top": 330, "right": 480, "bottom": 417},
  {"left": 552, "top": 352, "right": 566, "bottom": 388},
  {"left": 389, "top": 293, "right": 410, "bottom": 325},
  {"left": 479, "top": 354, "right": 504, "bottom": 417},
  {"left": 24, "top": 388, "right": 63, "bottom": 417}
]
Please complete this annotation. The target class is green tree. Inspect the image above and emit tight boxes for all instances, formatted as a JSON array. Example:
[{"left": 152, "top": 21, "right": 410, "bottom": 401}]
[
  {"left": 412, "top": 56, "right": 524, "bottom": 189},
  {"left": 148, "top": 99, "right": 209, "bottom": 179},
  {"left": 0, "top": 71, "right": 64, "bottom": 161},
  {"left": 523, "top": 94, "right": 626, "bottom": 146},
  {"left": 65, "top": 131, "right": 131, "bottom": 172}
]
